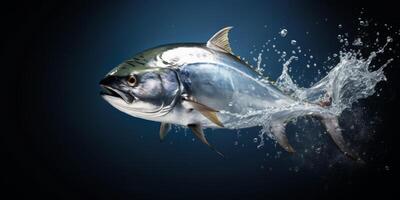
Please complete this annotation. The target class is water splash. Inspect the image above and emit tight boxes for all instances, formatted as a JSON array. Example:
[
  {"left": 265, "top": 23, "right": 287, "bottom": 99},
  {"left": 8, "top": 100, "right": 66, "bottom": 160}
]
[
  {"left": 255, "top": 53, "right": 264, "bottom": 74},
  {"left": 225, "top": 17, "right": 395, "bottom": 164},
  {"left": 275, "top": 42, "right": 392, "bottom": 116},
  {"left": 223, "top": 41, "right": 392, "bottom": 129}
]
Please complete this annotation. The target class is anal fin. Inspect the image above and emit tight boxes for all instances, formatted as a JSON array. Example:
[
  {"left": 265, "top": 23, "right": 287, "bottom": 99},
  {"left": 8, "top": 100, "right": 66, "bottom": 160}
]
[
  {"left": 270, "top": 121, "right": 296, "bottom": 153},
  {"left": 188, "top": 124, "right": 224, "bottom": 157}
]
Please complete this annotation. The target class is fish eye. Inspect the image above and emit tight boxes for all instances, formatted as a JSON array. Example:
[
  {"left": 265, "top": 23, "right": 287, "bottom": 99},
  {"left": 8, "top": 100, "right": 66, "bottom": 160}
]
[{"left": 127, "top": 75, "right": 137, "bottom": 86}]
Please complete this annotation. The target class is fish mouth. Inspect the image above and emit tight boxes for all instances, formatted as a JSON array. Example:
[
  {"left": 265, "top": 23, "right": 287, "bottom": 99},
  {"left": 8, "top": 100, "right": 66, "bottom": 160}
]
[
  {"left": 99, "top": 76, "right": 135, "bottom": 104},
  {"left": 100, "top": 85, "right": 135, "bottom": 104},
  {"left": 100, "top": 85, "right": 120, "bottom": 98}
]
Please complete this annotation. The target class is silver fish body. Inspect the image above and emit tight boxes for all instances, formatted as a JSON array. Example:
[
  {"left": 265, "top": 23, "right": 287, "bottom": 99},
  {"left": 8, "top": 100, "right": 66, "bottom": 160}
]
[
  {"left": 100, "top": 27, "right": 361, "bottom": 160},
  {"left": 150, "top": 44, "right": 295, "bottom": 128}
]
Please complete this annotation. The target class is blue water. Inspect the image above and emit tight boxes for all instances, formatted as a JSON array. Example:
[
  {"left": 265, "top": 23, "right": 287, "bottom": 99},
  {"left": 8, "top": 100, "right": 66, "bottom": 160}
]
[{"left": 15, "top": 0, "right": 398, "bottom": 199}]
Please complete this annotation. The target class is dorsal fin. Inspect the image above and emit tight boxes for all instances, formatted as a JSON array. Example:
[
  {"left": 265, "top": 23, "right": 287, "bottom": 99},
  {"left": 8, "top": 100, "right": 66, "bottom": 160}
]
[{"left": 206, "top": 26, "right": 234, "bottom": 54}]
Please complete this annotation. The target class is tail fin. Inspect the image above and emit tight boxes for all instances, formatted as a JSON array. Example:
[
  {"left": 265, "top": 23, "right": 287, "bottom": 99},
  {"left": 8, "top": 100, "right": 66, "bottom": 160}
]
[
  {"left": 319, "top": 115, "right": 361, "bottom": 161},
  {"left": 267, "top": 105, "right": 362, "bottom": 162}
]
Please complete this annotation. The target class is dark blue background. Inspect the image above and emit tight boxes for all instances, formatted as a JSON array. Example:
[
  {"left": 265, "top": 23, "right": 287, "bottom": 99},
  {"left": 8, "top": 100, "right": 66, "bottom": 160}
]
[{"left": 6, "top": 0, "right": 398, "bottom": 199}]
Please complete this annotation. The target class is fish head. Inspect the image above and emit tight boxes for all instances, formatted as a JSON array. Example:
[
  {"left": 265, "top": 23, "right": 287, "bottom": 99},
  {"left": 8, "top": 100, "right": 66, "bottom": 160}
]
[{"left": 100, "top": 62, "right": 180, "bottom": 120}]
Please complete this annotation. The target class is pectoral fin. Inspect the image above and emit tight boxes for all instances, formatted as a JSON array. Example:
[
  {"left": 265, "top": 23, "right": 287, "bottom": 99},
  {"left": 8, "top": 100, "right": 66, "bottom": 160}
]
[
  {"left": 183, "top": 99, "right": 224, "bottom": 127},
  {"left": 159, "top": 123, "right": 171, "bottom": 141},
  {"left": 188, "top": 124, "right": 224, "bottom": 157}
]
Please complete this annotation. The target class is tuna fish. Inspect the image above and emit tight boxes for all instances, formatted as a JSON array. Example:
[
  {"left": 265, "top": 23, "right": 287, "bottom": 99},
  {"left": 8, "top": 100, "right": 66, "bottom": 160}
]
[{"left": 100, "top": 27, "right": 361, "bottom": 160}]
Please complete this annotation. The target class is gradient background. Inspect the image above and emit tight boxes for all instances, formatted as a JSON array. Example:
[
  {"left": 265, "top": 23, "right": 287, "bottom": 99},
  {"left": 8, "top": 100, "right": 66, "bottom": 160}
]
[{"left": 4, "top": 0, "right": 399, "bottom": 199}]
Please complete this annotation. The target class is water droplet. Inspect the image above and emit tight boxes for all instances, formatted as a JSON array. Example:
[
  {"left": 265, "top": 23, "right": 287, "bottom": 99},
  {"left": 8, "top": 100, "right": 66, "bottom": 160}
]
[
  {"left": 279, "top": 29, "right": 288, "bottom": 37},
  {"left": 385, "top": 165, "right": 390, "bottom": 171},
  {"left": 338, "top": 24, "right": 343, "bottom": 28},
  {"left": 309, "top": 55, "right": 313, "bottom": 59},
  {"left": 293, "top": 166, "right": 299, "bottom": 172},
  {"left": 352, "top": 38, "right": 363, "bottom": 46},
  {"left": 387, "top": 36, "right": 393, "bottom": 43},
  {"left": 360, "top": 20, "right": 369, "bottom": 27},
  {"left": 276, "top": 151, "right": 282, "bottom": 158},
  {"left": 253, "top": 138, "right": 258, "bottom": 143},
  {"left": 290, "top": 40, "right": 297, "bottom": 45},
  {"left": 234, "top": 141, "right": 238, "bottom": 145}
]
